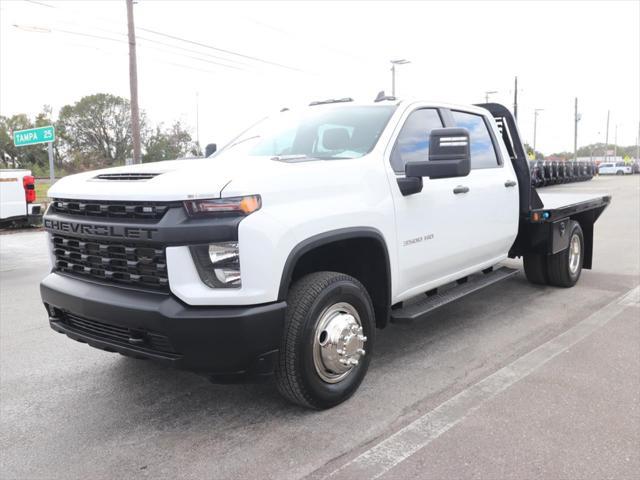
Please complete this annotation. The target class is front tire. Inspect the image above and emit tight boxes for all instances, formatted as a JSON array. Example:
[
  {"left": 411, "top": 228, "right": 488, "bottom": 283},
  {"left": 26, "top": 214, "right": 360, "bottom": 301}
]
[
  {"left": 546, "top": 221, "right": 584, "bottom": 287},
  {"left": 275, "top": 272, "right": 375, "bottom": 409}
]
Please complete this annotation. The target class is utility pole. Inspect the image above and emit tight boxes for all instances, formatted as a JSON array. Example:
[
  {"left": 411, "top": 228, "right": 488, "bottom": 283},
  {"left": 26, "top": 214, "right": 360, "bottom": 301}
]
[
  {"left": 604, "top": 110, "right": 610, "bottom": 163},
  {"left": 636, "top": 122, "right": 640, "bottom": 163},
  {"left": 390, "top": 59, "right": 410, "bottom": 97},
  {"left": 513, "top": 76, "right": 518, "bottom": 120},
  {"left": 573, "top": 98, "right": 579, "bottom": 161},
  {"left": 196, "top": 91, "right": 200, "bottom": 154},
  {"left": 533, "top": 108, "right": 543, "bottom": 156},
  {"left": 126, "top": 0, "right": 142, "bottom": 164}
]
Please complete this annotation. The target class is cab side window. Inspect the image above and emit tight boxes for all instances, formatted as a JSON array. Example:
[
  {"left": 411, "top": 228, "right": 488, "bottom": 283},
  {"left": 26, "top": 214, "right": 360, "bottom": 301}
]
[
  {"left": 390, "top": 109, "right": 443, "bottom": 173},
  {"left": 451, "top": 110, "right": 500, "bottom": 169}
]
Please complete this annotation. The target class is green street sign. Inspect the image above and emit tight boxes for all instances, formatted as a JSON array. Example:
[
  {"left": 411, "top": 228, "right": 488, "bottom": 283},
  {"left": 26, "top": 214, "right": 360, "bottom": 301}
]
[{"left": 13, "top": 125, "right": 55, "bottom": 147}]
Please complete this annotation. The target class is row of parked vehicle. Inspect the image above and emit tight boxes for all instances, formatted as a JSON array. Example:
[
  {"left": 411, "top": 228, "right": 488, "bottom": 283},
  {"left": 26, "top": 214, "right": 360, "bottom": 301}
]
[{"left": 529, "top": 160, "right": 596, "bottom": 188}]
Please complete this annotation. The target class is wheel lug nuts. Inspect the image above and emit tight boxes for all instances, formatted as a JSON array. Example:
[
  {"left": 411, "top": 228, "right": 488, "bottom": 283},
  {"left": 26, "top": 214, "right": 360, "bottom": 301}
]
[{"left": 357, "top": 348, "right": 365, "bottom": 356}]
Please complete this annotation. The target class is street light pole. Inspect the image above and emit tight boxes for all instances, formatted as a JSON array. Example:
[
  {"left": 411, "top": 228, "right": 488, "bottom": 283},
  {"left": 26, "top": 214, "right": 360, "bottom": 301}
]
[
  {"left": 126, "top": 0, "right": 142, "bottom": 164},
  {"left": 390, "top": 59, "right": 410, "bottom": 97},
  {"left": 533, "top": 108, "right": 543, "bottom": 156}
]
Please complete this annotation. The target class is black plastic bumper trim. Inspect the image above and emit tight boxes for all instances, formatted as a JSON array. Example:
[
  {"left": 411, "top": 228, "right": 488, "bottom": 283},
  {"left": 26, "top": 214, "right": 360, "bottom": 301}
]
[{"left": 41, "top": 273, "right": 286, "bottom": 376}]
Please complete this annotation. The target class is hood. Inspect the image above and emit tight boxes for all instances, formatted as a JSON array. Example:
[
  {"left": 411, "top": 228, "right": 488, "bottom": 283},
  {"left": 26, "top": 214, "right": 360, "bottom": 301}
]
[
  {"left": 48, "top": 155, "right": 284, "bottom": 201},
  {"left": 48, "top": 153, "right": 377, "bottom": 204}
]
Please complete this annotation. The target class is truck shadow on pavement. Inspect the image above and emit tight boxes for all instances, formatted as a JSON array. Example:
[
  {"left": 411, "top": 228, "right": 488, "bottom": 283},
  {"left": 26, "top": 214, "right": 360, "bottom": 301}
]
[{"left": 95, "top": 268, "right": 633, "bottom": 428}]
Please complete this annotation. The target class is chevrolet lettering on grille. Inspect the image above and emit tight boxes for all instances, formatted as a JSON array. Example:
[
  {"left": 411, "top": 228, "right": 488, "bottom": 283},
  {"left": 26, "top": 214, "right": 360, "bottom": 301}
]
[{"left": 44, "top": 219, "right": 158, "bottom": 240}]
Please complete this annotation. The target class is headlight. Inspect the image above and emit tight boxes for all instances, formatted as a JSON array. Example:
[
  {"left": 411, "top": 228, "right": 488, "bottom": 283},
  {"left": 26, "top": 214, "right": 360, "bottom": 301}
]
[
  {"left": 184, "top": 195, "right": 261, "bottom": 217},
  {"left": 190, "top": 242, "right": 241, "bottom": 288}
]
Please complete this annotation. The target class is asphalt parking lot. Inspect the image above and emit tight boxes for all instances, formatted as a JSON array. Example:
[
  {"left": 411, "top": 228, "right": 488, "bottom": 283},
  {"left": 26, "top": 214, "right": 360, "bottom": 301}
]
[{"left": 1, "top": 175, "right": 639, "bottom": 480}]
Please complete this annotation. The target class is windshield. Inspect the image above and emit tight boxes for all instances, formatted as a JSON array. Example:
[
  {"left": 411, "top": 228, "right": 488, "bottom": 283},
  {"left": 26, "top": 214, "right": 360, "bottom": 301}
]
[{"left": 219, "top": 105, "right": 396, "bottom": 160}]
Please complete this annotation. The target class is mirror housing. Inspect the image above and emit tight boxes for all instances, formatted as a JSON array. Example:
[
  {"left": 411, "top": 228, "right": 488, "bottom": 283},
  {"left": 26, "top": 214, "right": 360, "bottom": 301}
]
[
  {"left": 205, "top": 143, "right": 217, "bottom": 157},
  {"left": 397, "top": 128, "right": 471, "bottom": 196},
  {"left": 405, "top": 128, "right": 471, "bottom": 180}
]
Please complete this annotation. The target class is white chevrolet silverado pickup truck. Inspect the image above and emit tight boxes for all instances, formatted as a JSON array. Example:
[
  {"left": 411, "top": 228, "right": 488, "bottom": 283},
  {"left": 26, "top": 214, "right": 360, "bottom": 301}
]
[{"left": 40, "top": 99, "right": 610, "bottom": 409}]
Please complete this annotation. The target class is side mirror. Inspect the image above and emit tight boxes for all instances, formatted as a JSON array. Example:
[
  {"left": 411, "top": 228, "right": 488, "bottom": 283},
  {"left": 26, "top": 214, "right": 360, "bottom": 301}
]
[
  {"left": 397, "top": 128, "right": 471, "bottom": 196},
  {"left": 205, "top": 143, "right": 217, "bottom": 157},
  {"left": 405, "top": 128, "right": 471, "bottom": 179}
]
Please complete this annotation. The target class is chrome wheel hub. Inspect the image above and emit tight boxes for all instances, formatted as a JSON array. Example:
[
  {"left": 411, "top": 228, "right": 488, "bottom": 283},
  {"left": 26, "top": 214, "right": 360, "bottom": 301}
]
[
  {"left": 569, "top": 234, "right": 581, "bottom": 274},
  {"left": 313, "top": 302, "right": 367, "bottom": 384}
]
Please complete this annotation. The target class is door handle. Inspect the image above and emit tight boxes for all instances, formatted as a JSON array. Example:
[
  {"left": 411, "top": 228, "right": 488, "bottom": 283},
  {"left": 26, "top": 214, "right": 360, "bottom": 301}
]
[
  {"left": 504, "top": 180, "right": 517, "bottom": 187},
  {"left": 453, "top": 185, "right": 469, "bottom": 194}
]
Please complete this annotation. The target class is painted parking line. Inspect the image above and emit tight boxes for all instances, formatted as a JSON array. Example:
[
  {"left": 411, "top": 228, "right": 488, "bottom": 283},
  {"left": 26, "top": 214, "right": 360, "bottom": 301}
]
[{"left": 322, "top": 285, "right": 640, "bottom": 480}]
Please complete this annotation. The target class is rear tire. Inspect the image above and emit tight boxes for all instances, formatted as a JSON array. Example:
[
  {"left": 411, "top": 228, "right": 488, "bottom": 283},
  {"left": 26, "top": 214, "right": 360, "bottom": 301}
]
[
  {"left": 524, "top": 253, "right": 548, "bottom": 285},
  {"left": 275, "top": 272, "right": 375, "bottom": 409},
  {"left": 616, "top": 170, "right": 624, "bottom": 175},
  {"left": 546, "top": 221, "right": 584, "bottom": 288}
]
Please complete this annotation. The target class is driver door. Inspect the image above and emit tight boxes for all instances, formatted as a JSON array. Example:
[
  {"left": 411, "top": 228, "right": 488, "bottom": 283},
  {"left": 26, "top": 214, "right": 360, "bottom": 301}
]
[{"left": 387, "top": 107, "right": 477, "bottom": 299}]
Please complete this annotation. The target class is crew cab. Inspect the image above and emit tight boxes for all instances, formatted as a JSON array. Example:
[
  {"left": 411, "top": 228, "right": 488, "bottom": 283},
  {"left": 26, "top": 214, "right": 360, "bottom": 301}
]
[
  {"left": 40, "top": 99, "right": 610, "bottom": 409},
  {"left": 0, "top": 169, "right": 42, "bottom": 227}
]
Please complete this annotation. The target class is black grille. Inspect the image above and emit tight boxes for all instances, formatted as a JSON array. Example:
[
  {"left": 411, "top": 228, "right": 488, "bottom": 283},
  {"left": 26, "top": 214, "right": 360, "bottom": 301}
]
[
  {"left": 94, "top": 173, "right": 160, "bottom": 181},
  {"left": 62, "top": 312, "right": 177, "bottom": 354},
  {"left": 51, "top": 198, "right": 177, "bottom": 220},
  {"left": 52, "top": 234, "right": 168, "bottom": 291}
]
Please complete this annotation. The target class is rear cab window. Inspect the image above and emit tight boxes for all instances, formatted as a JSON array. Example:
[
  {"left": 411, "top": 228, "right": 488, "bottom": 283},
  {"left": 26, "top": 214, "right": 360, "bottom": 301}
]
[{"left": 451, "top": 110, "right": 500, "bottom": 169}]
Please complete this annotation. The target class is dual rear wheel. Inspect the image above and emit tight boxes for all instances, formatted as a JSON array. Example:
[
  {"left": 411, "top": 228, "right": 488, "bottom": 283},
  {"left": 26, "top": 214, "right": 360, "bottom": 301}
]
[{"left": 524, "top": 220, "right": 584, "bottom": 287}]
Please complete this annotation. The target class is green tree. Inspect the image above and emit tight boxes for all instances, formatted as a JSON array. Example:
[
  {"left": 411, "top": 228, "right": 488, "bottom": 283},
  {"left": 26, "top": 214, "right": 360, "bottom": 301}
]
[
  {"left": 143, "top": 121, "right": 198, "bottom": 163},
  {"left": 0, "top": 111, "right": 54, "bottom": 172},
  {"left": 523, "top": 143, "right": 544, "bottom": 160},
  {"left": 57, "top": 93, "right": 145, "bottom": 169}
]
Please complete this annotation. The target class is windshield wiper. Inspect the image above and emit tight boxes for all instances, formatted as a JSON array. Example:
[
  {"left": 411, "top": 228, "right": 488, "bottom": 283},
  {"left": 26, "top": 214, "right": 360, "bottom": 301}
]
[
  {"left": 228, "top": 135, "right": 260, "bottom": 149},
  {"left": 271, "top": 154, "right": 314, "bottom": 162},
  {"left": 271, "top": 154, "right": 355, "bottom": 162}
]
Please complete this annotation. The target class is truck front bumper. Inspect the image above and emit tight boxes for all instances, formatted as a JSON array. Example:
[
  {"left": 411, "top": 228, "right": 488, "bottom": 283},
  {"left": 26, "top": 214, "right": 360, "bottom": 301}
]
[{"left": 41, "top": 273, "right": 286, "bottom": 380}]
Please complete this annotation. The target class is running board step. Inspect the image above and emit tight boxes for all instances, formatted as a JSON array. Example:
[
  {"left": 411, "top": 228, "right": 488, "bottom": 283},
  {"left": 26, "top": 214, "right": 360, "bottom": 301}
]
[{"left": 390, "top": 266, "right": 519, "bottom": 323}]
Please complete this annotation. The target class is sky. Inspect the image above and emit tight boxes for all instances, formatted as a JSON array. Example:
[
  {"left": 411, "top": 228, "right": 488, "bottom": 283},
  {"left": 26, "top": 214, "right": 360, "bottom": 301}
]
[{"left": 1, "top": 0, "right": 639, "bottom": 155}]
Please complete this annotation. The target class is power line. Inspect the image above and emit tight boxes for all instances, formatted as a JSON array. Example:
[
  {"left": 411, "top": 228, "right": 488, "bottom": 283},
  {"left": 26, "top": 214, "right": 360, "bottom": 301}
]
[
  {"left": 20, "top": 0, "right": 300, "bottom": 73},
  {"left": 23, "top": 0, "right": 55, "bottom": 8},
  {"left": 16, "top": 25, "right": 247, "bottom": 72},
  {"left": 52, "top": 17, "right": 252, "bottom": 68},
  {"left": 137, "top": 26, "right": 306, "bottom": 73},
  {"left": 135, "top": 35, "right": 248, "bottom": 70},
  {"left": 243, "top": 15, "right": 377, "bottom": 68}
]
